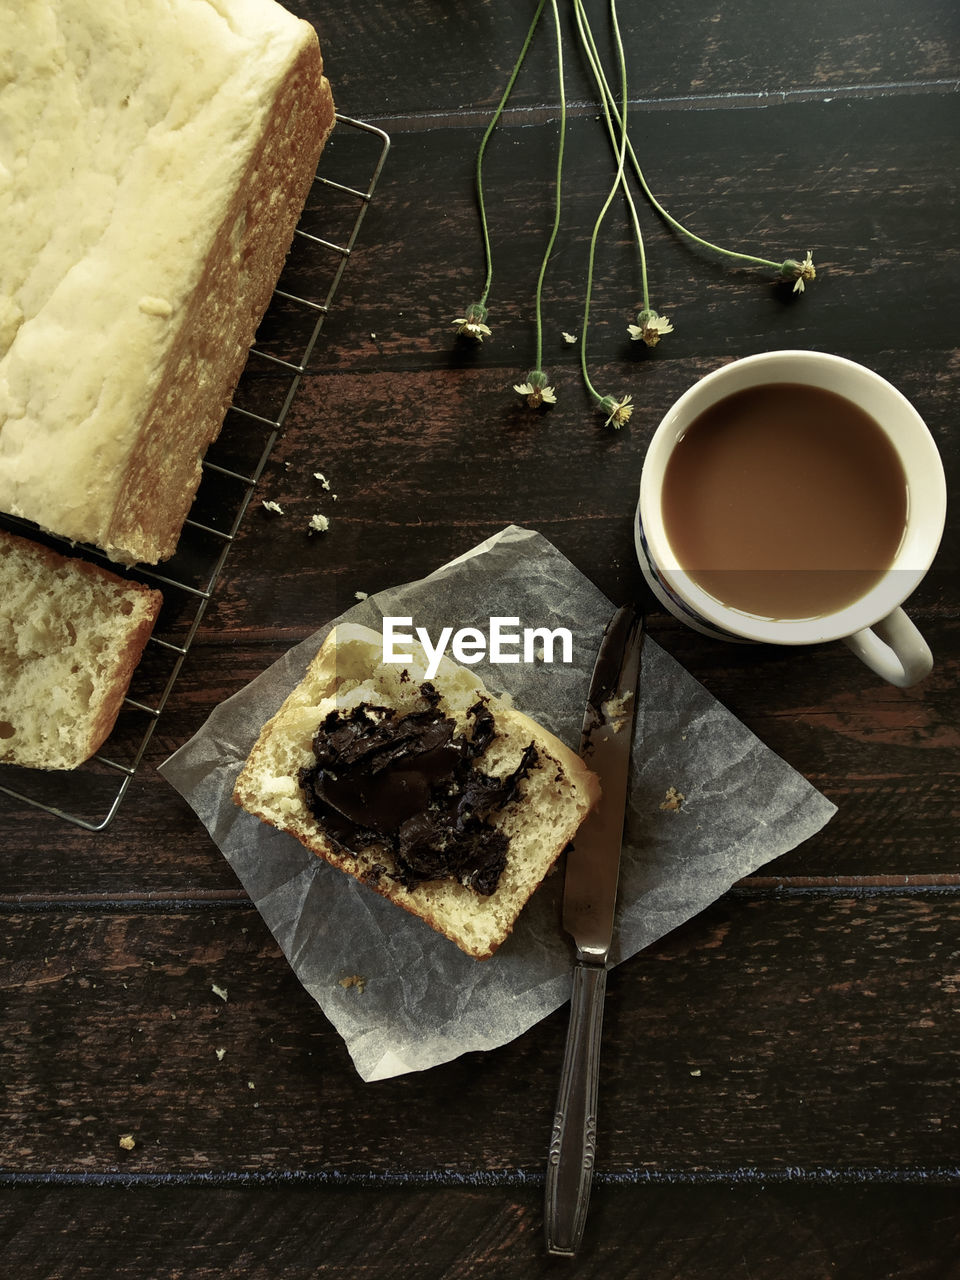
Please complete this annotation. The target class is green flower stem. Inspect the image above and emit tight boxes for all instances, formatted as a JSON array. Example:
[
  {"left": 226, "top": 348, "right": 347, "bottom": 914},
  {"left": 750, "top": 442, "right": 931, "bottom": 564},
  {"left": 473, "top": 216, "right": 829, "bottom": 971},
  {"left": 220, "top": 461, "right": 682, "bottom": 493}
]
[
  {"left": 532, "top": 0, "right": 566, "bottom": 374},
  {"left": 578, "top": 0, "right": 630, "bottom": 407},
  {"left": 572, "top": 0, "right": 650, "bottom": 314},
  {"left": 626, "top": 174, "right": 651, "bottom": 315},
  {"left": 574, "top": 1, "right": 783, "bottom": 273},
  {"left": 476, "top": 0, "right": 547, "bottom": 309}
]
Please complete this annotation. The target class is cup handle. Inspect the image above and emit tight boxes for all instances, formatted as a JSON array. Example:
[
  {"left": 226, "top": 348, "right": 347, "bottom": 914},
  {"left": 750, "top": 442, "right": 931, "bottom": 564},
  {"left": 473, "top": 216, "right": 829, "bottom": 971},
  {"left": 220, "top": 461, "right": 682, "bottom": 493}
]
[{"left": 842, "top": 608, "right": 933, "bottom": 688}]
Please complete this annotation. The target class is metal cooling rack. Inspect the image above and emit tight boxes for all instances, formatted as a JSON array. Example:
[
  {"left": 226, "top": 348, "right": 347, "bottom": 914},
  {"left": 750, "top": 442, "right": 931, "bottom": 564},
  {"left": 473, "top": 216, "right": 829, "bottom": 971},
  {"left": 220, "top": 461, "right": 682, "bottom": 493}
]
[{"left": 0, "top": 114, "right": 390, "bottom": 831}]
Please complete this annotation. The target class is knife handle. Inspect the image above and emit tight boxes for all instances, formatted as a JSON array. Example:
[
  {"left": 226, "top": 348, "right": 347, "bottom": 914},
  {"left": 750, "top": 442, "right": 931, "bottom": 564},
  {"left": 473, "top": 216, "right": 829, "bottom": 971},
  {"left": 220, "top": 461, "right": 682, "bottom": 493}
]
[{"left": 544, "top": 958, "right": 607, "bottom": 1256}]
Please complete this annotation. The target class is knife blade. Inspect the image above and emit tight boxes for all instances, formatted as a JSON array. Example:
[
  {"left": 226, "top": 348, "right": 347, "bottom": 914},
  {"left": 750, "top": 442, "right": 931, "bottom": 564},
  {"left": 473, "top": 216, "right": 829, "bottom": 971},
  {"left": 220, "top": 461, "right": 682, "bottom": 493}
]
[{"left": 544, "top": 604, "right": 644, "bottom": 1256}]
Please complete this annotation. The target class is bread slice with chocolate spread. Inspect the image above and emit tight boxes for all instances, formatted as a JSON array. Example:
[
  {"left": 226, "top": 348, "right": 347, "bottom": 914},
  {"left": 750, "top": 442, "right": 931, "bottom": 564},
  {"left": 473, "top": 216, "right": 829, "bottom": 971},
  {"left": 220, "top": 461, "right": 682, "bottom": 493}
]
[{"left": 233, "top": 623, "right": 600, "bottom": 959}]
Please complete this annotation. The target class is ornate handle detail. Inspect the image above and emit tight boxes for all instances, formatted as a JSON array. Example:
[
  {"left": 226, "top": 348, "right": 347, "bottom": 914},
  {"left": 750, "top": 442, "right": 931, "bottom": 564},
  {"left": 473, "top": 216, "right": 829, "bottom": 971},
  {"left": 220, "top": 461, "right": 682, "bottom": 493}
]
[{"left": 544, "top": 959, "right": 608, "bottom": 1256}]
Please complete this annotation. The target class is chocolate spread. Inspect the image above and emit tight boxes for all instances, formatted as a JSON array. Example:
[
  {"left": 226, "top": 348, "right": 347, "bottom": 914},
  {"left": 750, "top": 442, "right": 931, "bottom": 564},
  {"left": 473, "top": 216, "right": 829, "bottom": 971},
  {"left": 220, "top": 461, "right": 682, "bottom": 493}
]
[{"left": 297, "top": 684, "right": 538, "bottom": 896}]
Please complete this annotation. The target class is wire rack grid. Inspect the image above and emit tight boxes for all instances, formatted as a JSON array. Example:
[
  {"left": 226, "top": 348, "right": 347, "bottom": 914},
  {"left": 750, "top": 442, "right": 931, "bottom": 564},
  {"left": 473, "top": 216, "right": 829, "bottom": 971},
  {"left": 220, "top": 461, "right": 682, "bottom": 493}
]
[{"left": 0, "top": 114, "right": 390, "bottom": 832}]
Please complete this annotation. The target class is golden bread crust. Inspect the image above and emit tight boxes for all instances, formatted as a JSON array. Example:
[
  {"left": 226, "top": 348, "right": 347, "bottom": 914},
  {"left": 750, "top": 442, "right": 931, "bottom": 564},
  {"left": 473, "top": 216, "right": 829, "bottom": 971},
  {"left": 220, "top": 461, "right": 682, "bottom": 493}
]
[{"left": 106, "top": 36, "right": 335, "bottom": 563}]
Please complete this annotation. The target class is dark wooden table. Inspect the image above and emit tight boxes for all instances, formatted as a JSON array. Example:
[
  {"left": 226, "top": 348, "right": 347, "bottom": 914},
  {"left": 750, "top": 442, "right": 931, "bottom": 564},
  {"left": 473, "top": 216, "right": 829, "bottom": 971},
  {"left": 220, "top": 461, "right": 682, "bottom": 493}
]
[{"left": 2, "top": 1, "right": 959, "bottom": 1275}]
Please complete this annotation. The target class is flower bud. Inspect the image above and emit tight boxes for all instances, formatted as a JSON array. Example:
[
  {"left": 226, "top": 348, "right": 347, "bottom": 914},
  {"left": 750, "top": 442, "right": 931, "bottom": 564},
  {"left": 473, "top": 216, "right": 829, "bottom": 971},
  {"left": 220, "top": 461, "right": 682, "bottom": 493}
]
[
  {"left": 513, "top": 369, "right": 557, "bottom": 408},
  {"left": 597, "top": 394, "right": 634, "bottom": 428},
  {"left": 452, "top": 301, "right": 493, "bottom": 340},
  {"left": 628, "top": 308, "right": 674, "bottom": 347},
  {"left": 779, "top": 251, "right": 816, "bottom": 292}
]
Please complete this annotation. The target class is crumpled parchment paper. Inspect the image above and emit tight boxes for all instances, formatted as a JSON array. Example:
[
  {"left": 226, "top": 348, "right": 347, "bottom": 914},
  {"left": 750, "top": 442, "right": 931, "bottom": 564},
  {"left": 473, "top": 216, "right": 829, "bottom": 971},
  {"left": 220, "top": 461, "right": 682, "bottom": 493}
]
[{"left": 159, "top": 525, "right": 836, "bottom": 1081}]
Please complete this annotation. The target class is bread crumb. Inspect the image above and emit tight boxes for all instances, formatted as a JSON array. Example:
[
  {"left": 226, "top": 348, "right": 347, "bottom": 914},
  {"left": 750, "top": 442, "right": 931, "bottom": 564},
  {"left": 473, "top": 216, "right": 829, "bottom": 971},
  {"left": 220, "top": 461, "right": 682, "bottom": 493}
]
[
  {"left": 354, "top": 590, "right": 368, "bottom": 601},
  {"left": 215, "top": 1048, "right": 226, "bottom": 1062},
  {"left": 602, "top": 690, "right": 634, "bottom": 733},
  {"left": 562, "top": 331, "right": 577, "bottom": 344},
  {"left": 689, "top": 1068, "right": 702, "bottom": 1077},
  {"left": 211, "top": 983, "right": 228, "bottom": 1001},
  {"left": 118, "top": 1134, "right": 136, "bottom": 1151},
  {"left": 312, "top": 473, "right": 338, "bottom": 499},
  {"left": 138, "top": 295, "right": 173, "bottom": 318},
  {"left": 339, "top": 974, "right": 367, "bottom": 994},
  {"left": 308, "top": 513, "right": 330, "bottom": 535},
  {"left": 661, "top": 786, "right": 684, "bottom": 812},
  {"left": 247, "top": 1081, "right": 256, "bottom": 1090},
  {"left": 261, "top": 500, "right": 284, "bottom": 516}
]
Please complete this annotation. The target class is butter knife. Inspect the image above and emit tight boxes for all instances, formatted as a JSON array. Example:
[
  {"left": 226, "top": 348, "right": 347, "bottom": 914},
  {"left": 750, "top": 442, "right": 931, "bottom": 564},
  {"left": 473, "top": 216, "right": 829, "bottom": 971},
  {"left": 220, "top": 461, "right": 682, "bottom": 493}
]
[{"left": 544, "top": 604, "right": 644, "bottom": 1256}]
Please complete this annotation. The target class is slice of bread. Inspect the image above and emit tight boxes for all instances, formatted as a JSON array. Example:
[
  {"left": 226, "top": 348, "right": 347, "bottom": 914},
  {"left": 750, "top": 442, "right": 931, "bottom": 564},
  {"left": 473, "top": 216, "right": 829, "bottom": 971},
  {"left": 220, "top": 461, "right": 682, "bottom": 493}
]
[
  {"left": 233, "top": 623, "right": 600, "bottom": 959},
  {"left": 0, "top": 529, "right": 162, "bottom": 770}
]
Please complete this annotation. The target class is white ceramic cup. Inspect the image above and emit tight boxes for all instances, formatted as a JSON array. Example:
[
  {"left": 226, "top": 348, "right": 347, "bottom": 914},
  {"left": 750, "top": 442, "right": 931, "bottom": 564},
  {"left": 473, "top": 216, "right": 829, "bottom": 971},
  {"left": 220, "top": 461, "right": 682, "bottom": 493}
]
[{"left": 635, "top": 350, "right": 947, "bottom": 687}]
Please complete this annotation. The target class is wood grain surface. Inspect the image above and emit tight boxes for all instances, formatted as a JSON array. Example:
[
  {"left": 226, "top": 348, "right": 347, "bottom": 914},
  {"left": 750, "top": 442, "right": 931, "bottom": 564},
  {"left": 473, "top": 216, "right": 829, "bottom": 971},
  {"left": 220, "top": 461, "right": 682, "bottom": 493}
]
[{"left": 1, "top": 0, "right": 958, "bottom": 1275}]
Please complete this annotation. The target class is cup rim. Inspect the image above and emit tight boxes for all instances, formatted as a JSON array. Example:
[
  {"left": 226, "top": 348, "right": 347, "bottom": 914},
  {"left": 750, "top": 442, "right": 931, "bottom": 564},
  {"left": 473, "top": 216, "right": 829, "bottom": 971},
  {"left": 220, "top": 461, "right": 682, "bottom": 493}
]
[{"left": 638, "top": 350, "right": 948, "bottom": 645}]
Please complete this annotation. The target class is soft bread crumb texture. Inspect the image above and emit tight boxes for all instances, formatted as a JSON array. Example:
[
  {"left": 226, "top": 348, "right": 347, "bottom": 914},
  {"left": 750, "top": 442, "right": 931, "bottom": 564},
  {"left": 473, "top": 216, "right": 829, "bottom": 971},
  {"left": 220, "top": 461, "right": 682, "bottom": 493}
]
[
  {"left": 234, "top": 623, "right": 601, "bottom": 960},
  {"left": 660, "top": 785, "right": 684, "bottom": 812},
  {"left": 0, "top": 528, "right": 162, "bottom": 770},
  {"left": 0, "top": 0, "right": 335, "bottom": 564}
]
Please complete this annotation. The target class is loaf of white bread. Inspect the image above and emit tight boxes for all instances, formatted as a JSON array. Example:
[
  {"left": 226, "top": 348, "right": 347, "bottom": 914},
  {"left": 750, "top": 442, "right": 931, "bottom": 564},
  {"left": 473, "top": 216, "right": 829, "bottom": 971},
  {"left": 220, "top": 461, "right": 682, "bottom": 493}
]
[
  {"left": 0, "top": 529, "right": 163, "bottom": 771},
  {"left": 233, "top": 624, "right": 601, "bottom": 960},
  {"left": 0, "top": 0, "right": 335, "bottom": 565}
]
